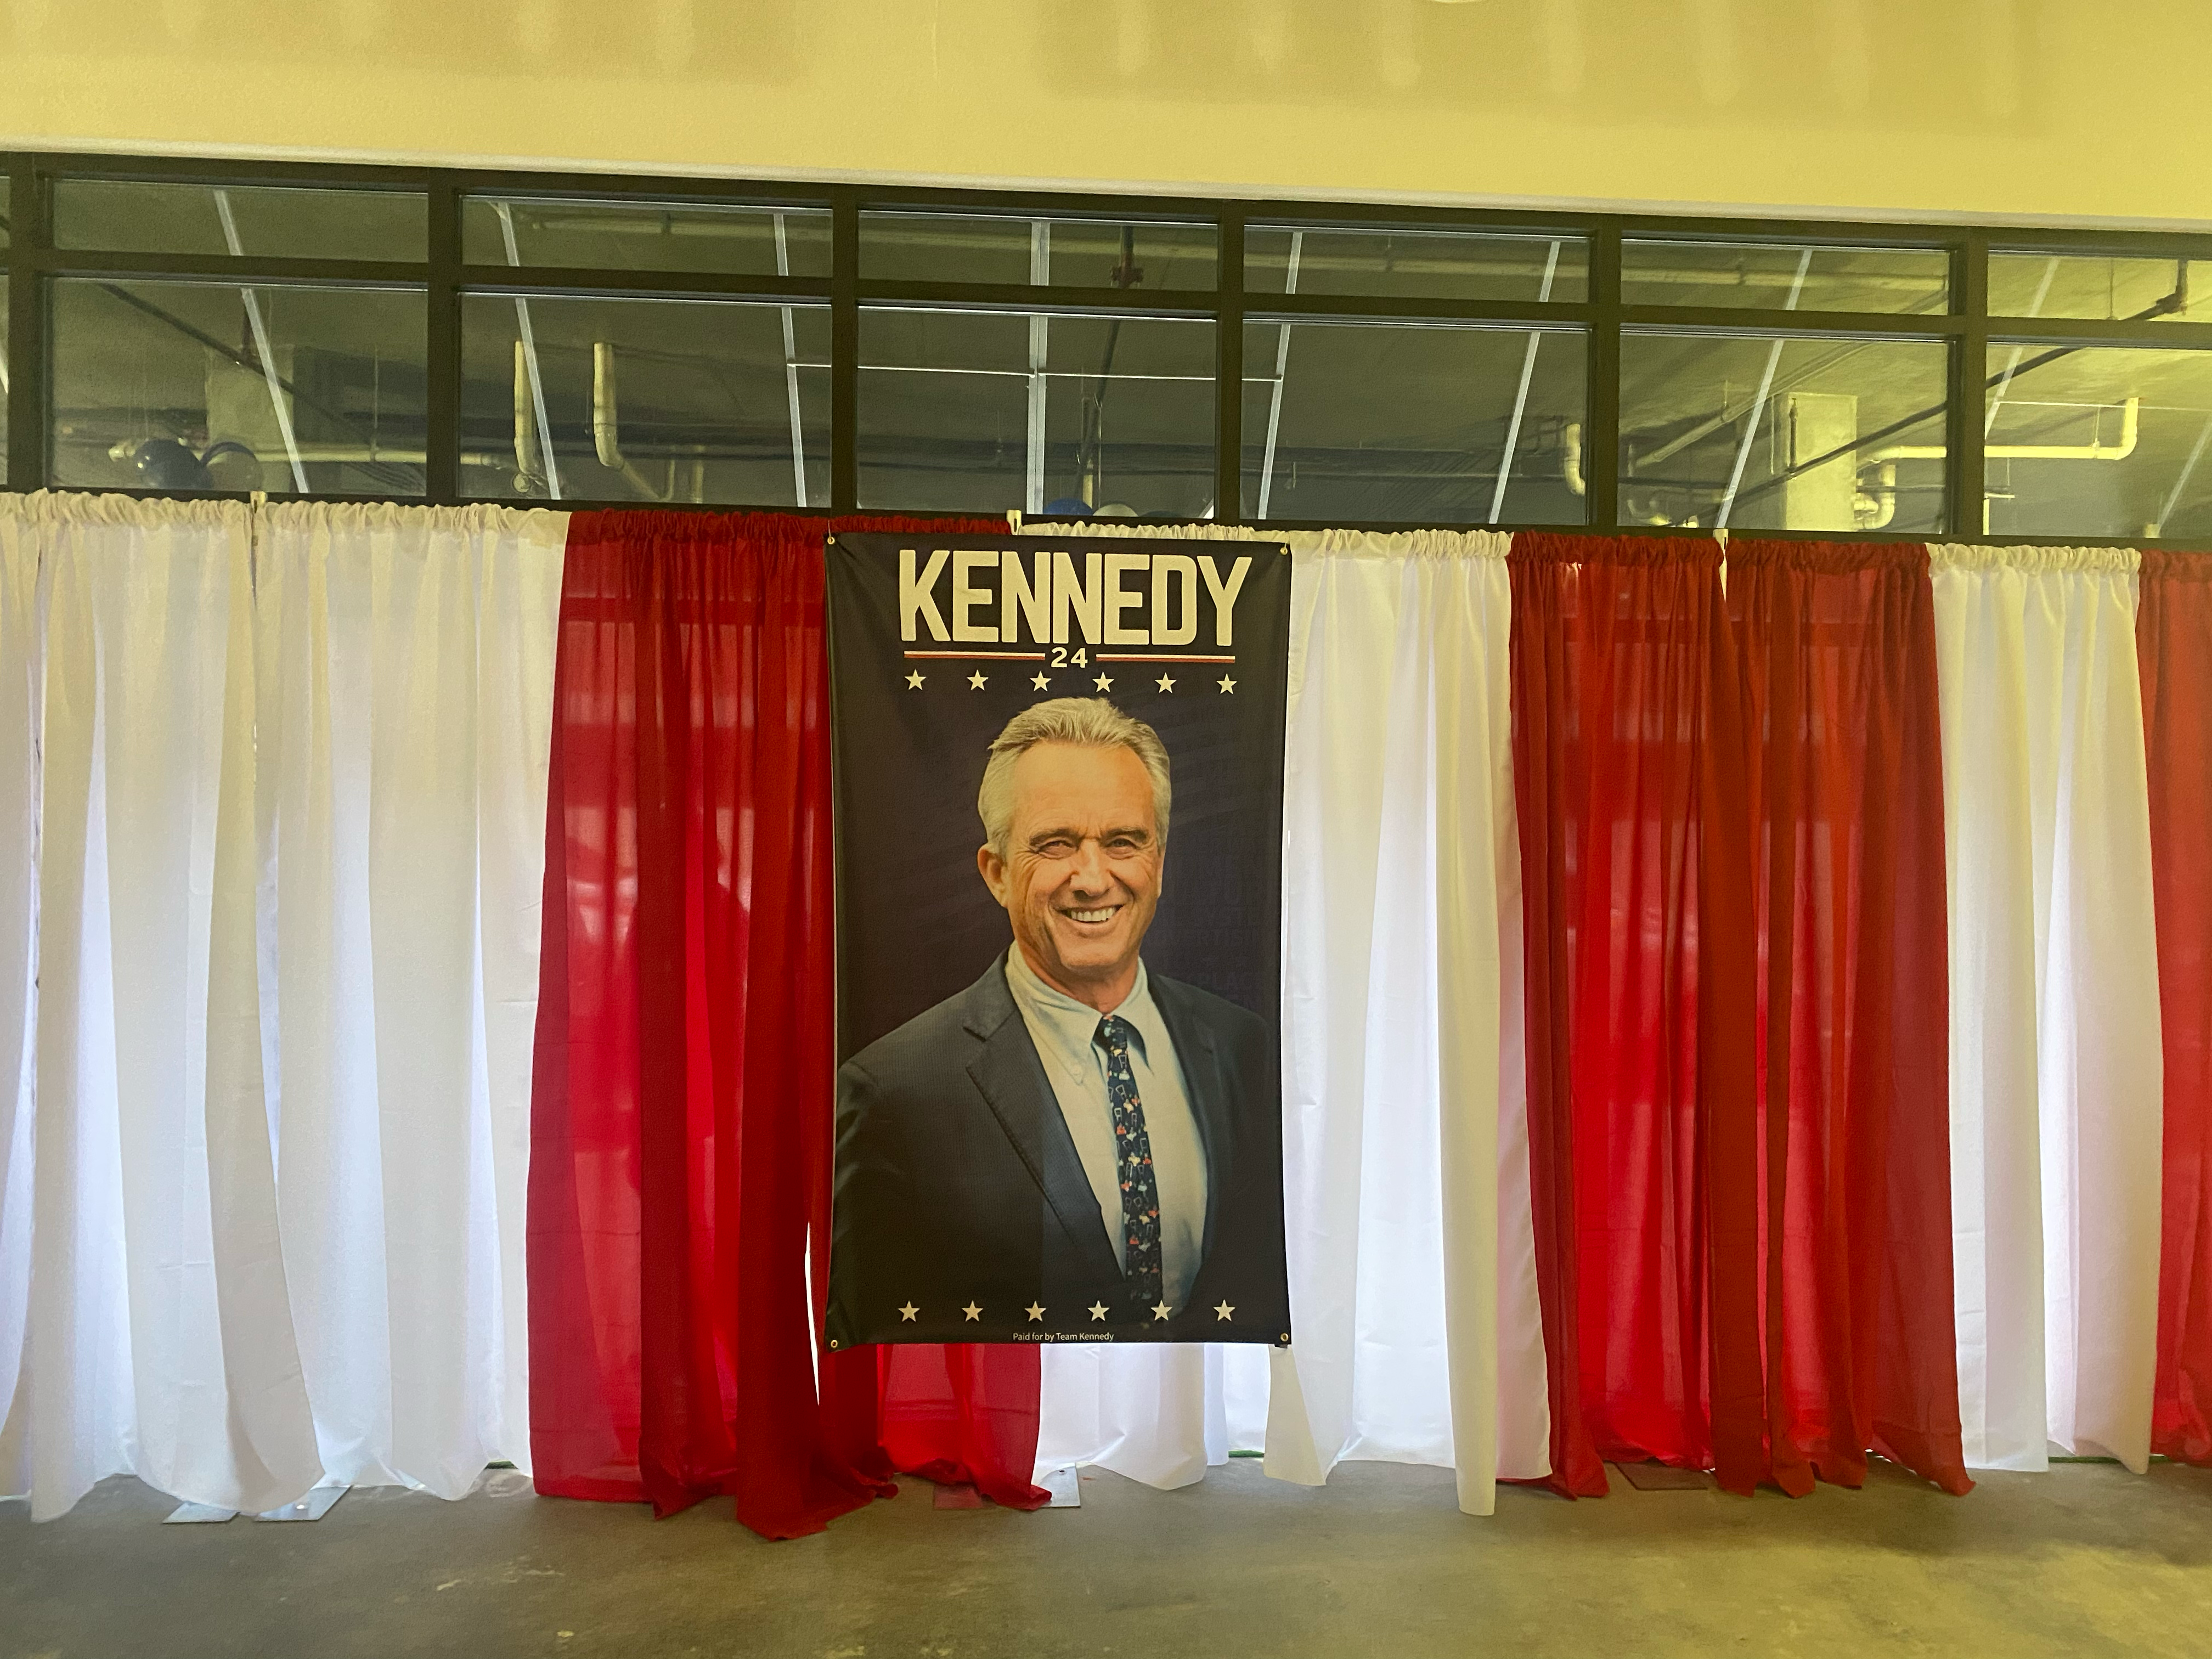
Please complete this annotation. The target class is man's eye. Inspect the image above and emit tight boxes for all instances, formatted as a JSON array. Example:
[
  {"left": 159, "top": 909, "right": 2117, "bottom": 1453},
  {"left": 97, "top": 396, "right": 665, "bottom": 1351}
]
[{"left": 1032, "top": 839, "right": 1075, "bottom": 857}]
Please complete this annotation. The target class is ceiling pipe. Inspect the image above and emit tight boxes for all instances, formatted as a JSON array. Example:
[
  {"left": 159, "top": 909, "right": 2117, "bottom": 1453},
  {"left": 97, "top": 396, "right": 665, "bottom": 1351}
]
[
  {"left": 592, "top": 342, "right": 670, "bottom": 501},
  {"left": 1865, "top": 395, "right": 2138, "bottom": 465},
  {"left": 106, "top": 439, "right": 506, "bottom": 469}
]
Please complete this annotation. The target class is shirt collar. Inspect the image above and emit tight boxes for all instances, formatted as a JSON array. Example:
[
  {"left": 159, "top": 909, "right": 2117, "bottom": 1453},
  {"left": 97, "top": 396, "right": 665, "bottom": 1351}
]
[{"left": 1003, "top": 947, "right": 1159, "bottom": 1070}]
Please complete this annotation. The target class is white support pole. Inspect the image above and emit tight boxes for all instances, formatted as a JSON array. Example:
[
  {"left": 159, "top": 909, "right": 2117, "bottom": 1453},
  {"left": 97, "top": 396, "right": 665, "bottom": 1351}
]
[
  {"left": 1026, "top": 221, "right": 1051, "bottom": 515},
  {"left": 1715, "top": 249, "right": 1813, "bottom": 531},
  {"left": 212, "top": 188, "right": 310, "bottom": 494},
  {"left": 495, "top": 201, "right": 563, "bottom": 500},
  {"left": 1256, "top": 229, "right": 1304, "bottom": 522},
  {"left": 1986, "top": 255, "right": 2060, "bottom": 439},
  {"left": 776, "top": 211, "right": 808, "bottom": 507},
  {"left": 2156, "top": 414, "right": 2212, "bottom": 535},
  {"left": 1487, "top": 239, "right": 1562, "bottom": 525}
]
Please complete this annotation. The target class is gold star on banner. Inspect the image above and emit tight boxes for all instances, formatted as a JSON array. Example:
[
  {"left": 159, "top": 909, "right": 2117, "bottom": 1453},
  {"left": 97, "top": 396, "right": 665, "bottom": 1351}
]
[
  {"left": 1155, "top": 673, "right": 1176, "bottom": 692},
  {"left": 1152, "top": 1301, "right": 1172, "bottom": 1322},
  {"left": 1093, "top": 673, "right": 1114, "bottom": 692},
  {"left": 962, "top": 1301, "right": 983, "bottom": 1321},
  {"left": 967, "top": 670, "right": 988, "bottom": 690},
  {"left": 1026, "top": 1303, "right": 1046, "bottom": 1322},
  {"left": 904, "top": 671, "right": 924, "bottom": 690},
  {"left": 1030, "top": 672, "right": 1051, "bottom": 691},
  {"left": 1088, "top": 1302, "right": 1109, "bottom": 1322},
  {"left": 1217, "top": 674, "right": 1237, "bottom": 695},
  {"left": 898, "top": 1302, "right": 919, "bottom": 1322},
  {"left": 1214, "top": 1301, "right": 1235, "bottom": 1322}
]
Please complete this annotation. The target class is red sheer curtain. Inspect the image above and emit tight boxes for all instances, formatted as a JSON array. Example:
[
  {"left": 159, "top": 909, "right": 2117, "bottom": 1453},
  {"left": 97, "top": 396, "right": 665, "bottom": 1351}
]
[
  {"left": 1511, "top": 533, "right": 1964, "bottom": 1500},
  {"left": 528, "top": 510, "right": 1042, "bottom": 1539},
  {"left": 1508, "top": 533, "right": 1756, "bottom": 1497},
  {"left": 1728, "top": 540, "right": 1968, "bottom": 1497},
  {"left": 2141, "top": 549, "right": 2212, "bottom": 1466}
]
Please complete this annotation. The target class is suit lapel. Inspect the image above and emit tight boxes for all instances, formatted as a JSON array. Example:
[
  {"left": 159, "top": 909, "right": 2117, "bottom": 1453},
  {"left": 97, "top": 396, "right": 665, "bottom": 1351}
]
[{"left": 962, "top": 957, "right": 1124, "bottom": 1286}]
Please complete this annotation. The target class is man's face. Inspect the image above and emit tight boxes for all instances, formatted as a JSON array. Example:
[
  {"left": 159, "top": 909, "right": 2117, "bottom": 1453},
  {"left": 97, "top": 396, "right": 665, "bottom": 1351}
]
[{"left": 978, "top": 741, "right": 1163, "bottom": 1005}]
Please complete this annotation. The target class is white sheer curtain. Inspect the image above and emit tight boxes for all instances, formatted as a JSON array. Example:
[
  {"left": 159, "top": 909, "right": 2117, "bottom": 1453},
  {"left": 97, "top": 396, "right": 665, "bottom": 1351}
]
[
  {"left": 1930, "top": 543, "right": 2164, "bottom": 1473},
  {"left": 0, "top": 494, "right": 322, "bottom": 1520},
  {"left": 255, "top": 503, "right": 563, "bottom": 1497},
  {"left": 0, "top": 495, "right": 563, "bottom": 1519},
  {"left": 1037, "top": 522, "right": 1549, "bottom": 1514}
]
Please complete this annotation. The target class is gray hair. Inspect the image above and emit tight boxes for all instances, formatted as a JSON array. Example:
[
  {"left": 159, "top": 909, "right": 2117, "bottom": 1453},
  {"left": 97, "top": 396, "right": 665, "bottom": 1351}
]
[{"left": 978, "top": 697, "right": 1172, "bottom": 855}]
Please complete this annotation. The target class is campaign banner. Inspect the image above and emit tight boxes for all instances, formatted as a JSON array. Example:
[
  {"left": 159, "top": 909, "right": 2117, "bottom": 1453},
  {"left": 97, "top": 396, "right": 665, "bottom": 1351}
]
[{"left": 824, "top": 532, "right": 1292, "bottom": 1349}]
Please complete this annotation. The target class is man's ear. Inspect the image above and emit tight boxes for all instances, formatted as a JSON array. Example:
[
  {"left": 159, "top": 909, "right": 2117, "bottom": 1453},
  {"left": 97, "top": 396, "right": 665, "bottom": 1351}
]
[{"left": 977, "top": 842, "right": 1009, "bottom": 907}]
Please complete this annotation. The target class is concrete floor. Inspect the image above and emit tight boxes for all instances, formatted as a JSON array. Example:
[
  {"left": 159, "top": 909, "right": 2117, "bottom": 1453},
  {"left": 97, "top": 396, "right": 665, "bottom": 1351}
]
[{"left": 5, "top": 1457, "right": 2211, "bottom": 1659}]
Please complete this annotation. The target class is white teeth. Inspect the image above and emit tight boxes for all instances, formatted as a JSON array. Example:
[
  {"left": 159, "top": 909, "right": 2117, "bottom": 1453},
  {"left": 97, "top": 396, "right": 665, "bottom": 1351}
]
[{"left": 1067, "top": 907, "right": 1118, "bottom": 923}]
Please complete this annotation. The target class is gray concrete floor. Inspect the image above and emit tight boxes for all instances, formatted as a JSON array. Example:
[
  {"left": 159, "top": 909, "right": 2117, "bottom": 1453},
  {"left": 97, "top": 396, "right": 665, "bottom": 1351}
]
[{"left": 5, "top": 1456, "right": 2211, "bottom": 1659}]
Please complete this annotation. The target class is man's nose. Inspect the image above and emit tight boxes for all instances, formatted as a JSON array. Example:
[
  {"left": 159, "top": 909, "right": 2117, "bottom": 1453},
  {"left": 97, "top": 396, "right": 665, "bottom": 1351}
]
[{"left": 1068, "top": 838, "right": 1111, "bottom": 893}]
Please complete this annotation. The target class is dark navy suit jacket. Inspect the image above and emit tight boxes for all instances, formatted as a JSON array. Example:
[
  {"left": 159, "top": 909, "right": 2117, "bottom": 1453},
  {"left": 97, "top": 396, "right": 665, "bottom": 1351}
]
[{"left": 827, "top": 951, "right": 1288, "bottom": 1346}]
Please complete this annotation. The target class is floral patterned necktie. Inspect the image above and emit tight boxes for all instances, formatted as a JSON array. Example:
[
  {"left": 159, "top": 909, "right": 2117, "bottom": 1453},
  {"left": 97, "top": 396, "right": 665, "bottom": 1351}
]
[{"left": 1094, "top": 1015, "right": 1164, "bottom": 1315}]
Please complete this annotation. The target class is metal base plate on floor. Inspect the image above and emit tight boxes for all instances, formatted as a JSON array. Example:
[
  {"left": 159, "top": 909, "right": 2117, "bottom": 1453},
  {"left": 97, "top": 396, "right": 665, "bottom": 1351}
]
[
  {"left": 1039, "top": 1466, "right": 1081, "bottom": 1508},
  {"left": 255, "top": 1485, "right": 349, "bottom": 1522},
  {"left": 162, "top": 1502, "right": 239, "bottom": 1525}
]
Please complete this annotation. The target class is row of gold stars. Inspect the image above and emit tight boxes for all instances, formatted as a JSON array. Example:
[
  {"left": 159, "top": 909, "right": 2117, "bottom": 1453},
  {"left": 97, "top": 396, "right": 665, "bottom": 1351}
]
[
  {"left": 894, "top": 1299, "right": 1237, "bottom": 1323},
  {"left": 902, "top": 670, "right": 1237, "bottom": 695}
]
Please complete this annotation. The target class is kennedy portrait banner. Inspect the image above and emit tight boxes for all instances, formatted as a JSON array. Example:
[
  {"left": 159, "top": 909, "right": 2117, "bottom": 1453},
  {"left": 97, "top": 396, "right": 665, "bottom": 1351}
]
[{"left": 825, "top": 532, "right": 1292, "bottom": 1350}]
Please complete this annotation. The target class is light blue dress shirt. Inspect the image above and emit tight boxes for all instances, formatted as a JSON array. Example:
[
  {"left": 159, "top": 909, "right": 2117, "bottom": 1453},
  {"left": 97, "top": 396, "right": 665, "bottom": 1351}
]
[{"left": 1003, "top": 947, "right": 1210, "bottom": 1311}]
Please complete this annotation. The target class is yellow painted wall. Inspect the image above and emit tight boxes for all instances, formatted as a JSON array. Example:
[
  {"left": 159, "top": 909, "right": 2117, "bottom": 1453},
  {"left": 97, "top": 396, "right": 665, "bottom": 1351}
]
[{"left": 2, "top": 0, "right": 2204, "bottom": 227}]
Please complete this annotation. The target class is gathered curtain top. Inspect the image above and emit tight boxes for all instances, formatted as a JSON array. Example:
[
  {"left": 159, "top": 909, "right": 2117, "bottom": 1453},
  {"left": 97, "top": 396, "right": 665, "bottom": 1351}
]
[
  {"left": 260, "top": 500, "right": 569, "bottom": 541},
  {"left": 1048, "top": 516, "right": 1505, "bottom": 562},
  {"left": 1510, "top": 531, "right": 1721, "bottom": 570},
  {"left": 1927, "top": 541, "right": 2141, "bottom": 574},
  {"left": 0, "top": 495, "right": 2168, "bottom": 583},
  {"left": 0, "top": 489, "right": 251, "bottom": 532},
  {"left": 2137, "top": 549, "right": 2212, "bottom": 583},
  {"left": 1723, "top": 538, "right": 1930, "bottom": 575}
]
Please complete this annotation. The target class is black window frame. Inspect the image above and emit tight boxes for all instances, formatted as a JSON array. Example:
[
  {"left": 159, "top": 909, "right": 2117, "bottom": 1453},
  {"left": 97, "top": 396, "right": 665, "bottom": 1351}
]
[{"left": 8, "top": 149, "right": 2212, "bottom": 548}]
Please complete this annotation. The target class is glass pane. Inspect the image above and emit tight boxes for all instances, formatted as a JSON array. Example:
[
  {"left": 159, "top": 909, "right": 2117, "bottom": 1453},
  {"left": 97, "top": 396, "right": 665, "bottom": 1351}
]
[
  {"left": 1240, "top": 320, "right": 1586, "bottom": 524},
  {"left": 1617, "top": 334, "right": 1948, "bottom": 532},
  {"left": 53, "top": 180, "right": 425, "bottom": 261},
  {"left": 1984, "top": 343, "right": 2212, "bottom": 538},
  {"left": 857, "top": 307, "right": 1214, "bottom": 515},
  {"left": 463, "top": 196, "right": 831, "bottom": 278},
  {"left": 50, "top": 279, "right": 427, "bottom": 496},
  {"left": 1246, "top": 227, "right": 1586, "bottom": 304},
  {"left": 1622, "top": 241, "right": 1950, "bottom": 314},
  {"left": 461, "top": 294, "right": 828, "bottom": 505},
  {"left": 860, "top": 214, "right": 1216, "bottom": 291},
  {"left": 1, "top": 172, "right": 10, "bottom": 249},
  {"left": 1989, "top": 253, "right": 2211, "bottom": 324}
]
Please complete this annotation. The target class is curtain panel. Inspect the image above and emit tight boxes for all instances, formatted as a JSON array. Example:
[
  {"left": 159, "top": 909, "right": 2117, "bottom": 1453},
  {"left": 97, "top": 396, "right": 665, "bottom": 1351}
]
[
  {"left": 1726, "top": 539, "right": 1967, "bottom": 1496},
  {"left": 0, "top": 494, "right": 320, "bottom": 1519},
  {"left": 1509, "top": 533, "right": 1966, "bottom": 1498},
  {"left": 1929, "top": 543, "right": 2162, "bottom": 1472},
  {"left": 0, "top": 494, "right": 562, "bottom": 1521},
  {"left": 2137, "top": 549, "right": 2212, "bottom": 1466},
  {"left": 1508, "top": 532, "right": 1750, "bottom": 1495},
  {"left": 254, "top": 501, "right": 562, "bottom": 1496}
]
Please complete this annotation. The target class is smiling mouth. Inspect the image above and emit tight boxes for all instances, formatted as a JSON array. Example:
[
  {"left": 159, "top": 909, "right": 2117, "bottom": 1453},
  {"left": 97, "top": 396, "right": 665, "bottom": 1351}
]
[{"left": 1062, "top": 905, "right": 1122, "bottom": 926}]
